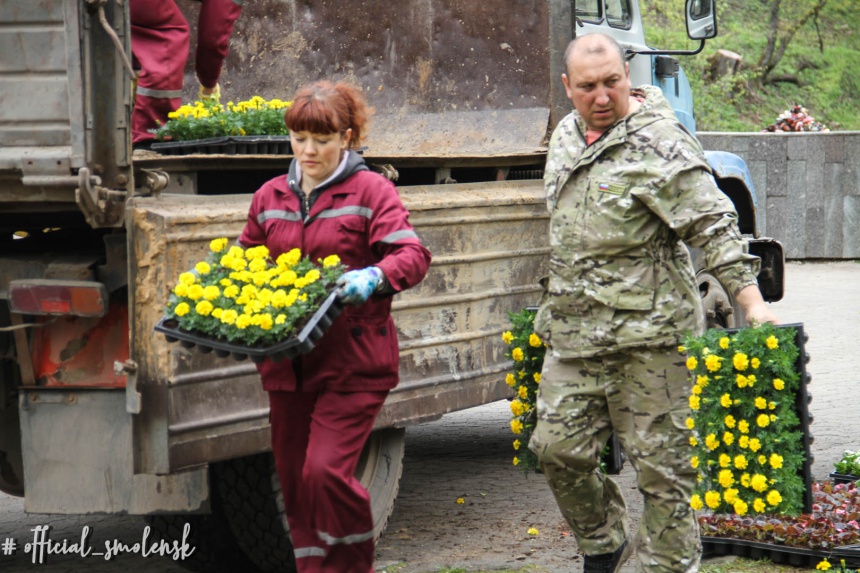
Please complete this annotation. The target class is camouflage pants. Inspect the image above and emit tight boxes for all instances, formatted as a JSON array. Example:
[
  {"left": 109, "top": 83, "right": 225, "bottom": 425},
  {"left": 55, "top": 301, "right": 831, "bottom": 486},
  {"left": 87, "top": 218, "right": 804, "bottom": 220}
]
[{"left": 529, "top": 348, "right": 702, "bottom": 573}]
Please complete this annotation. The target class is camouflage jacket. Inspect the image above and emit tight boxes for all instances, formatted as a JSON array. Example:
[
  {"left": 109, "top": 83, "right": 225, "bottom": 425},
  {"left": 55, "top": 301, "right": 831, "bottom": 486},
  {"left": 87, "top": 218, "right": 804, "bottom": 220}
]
[{"left": 535, "top": 85, "right": 760, "bottom": 358}]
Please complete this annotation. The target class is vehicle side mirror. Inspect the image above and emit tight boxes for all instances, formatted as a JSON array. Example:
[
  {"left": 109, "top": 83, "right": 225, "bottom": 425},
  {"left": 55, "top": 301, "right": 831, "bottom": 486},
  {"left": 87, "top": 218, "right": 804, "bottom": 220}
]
[{"left": 685, "top": 0, "right": 717, "bottom": 40}]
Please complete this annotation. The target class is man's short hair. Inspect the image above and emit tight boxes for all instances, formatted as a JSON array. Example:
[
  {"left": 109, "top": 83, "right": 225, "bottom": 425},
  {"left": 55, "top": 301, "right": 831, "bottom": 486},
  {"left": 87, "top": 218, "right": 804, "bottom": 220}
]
[{"left": 564, "top": 33, "right": 627, "bottom": 75}]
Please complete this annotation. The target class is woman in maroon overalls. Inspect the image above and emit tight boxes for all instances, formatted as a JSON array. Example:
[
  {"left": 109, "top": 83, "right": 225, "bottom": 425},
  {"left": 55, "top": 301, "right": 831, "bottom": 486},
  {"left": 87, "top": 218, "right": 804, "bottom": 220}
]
[{"left": 238, "top": 81, "right": 431, "bottom": 573}]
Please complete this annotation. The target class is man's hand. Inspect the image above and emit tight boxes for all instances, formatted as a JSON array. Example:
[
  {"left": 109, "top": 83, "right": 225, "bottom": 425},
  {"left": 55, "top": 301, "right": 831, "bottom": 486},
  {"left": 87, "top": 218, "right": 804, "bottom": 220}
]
[
  {"left": 736, "top": 284, "right": 780, "bottom": 326},
  {"left": 336, "top": 267, "right": 383, "bottom": 306}
]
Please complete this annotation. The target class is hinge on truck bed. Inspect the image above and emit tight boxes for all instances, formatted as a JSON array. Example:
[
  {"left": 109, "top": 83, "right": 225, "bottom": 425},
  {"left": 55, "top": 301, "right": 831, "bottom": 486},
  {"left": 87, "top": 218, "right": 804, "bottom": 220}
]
[{"left": 75, "top": 167, "right": 126, "bottom": 228}]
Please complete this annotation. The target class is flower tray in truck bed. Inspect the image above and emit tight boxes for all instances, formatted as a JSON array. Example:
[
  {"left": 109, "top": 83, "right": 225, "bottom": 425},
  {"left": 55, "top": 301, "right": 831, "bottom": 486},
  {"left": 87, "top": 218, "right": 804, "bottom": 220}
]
[
  {"left": 150, "top": 135, "right": 291, "bottom": 156},
  {"left": 154, "top": 290, "right": 342, "bottom": 363}
]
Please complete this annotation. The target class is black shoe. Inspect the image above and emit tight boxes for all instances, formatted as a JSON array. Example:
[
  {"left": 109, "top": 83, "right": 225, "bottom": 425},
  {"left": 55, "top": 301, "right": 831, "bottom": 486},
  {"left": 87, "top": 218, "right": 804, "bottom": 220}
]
[{"left": 582, "top": 539, "right": 631, "bottom": 573}]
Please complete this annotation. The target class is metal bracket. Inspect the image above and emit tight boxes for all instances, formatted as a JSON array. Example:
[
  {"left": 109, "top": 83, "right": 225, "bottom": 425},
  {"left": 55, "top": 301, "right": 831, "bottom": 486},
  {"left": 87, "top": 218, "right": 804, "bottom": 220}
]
[{"left": 75, "top": 167, "right": 127, "bottom": 228}]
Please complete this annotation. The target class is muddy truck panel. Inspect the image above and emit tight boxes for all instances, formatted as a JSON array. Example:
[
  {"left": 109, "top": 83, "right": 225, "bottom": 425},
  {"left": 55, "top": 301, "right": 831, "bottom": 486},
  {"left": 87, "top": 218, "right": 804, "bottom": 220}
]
[{"left": 128, "top": 181, "right": 547, "bottom": 474}]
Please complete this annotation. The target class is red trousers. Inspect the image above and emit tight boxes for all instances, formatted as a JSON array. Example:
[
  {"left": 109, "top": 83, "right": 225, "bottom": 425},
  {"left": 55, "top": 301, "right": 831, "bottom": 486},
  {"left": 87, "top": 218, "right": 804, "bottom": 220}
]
[
  {"left": 130, "top": 0, "right": 189, "bottom": 144},
  {"left": 269, "top": 389, "right": 389, "bottom": 573},
  {"left": 130, "top": 0, "right": 242, "bottom": 144}
]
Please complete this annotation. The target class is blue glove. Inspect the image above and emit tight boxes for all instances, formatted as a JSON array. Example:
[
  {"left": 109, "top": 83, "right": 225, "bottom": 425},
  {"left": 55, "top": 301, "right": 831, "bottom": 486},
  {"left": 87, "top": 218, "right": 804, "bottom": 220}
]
[{"left": 336, "top": 267, "right": 383, "bottom": 305}]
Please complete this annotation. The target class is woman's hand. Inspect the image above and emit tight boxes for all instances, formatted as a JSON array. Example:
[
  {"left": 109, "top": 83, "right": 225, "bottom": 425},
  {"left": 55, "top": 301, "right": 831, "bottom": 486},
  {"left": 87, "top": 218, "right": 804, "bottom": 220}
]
[{"left": 336, "top": 267, "right": 384, "bottom": 305}]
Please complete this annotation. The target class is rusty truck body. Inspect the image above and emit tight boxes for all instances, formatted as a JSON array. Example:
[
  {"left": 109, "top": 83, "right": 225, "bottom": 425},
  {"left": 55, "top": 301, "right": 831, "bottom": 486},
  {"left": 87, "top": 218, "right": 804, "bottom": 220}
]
[{"left": 0, "top": 1, "right": 782, "bottom": 570}]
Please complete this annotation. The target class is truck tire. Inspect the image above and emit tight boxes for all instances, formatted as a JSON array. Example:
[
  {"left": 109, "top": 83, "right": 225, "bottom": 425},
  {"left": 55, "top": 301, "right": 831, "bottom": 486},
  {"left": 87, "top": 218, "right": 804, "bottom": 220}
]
[
  {"left": 144, "top": 476, "right": 263, "bottom": 573},
  {"left": 216, "top": 427, "right": 405, "bottom": 572},
  {"left": 697, "top": 270, "right": 746, "bottom": 329}
]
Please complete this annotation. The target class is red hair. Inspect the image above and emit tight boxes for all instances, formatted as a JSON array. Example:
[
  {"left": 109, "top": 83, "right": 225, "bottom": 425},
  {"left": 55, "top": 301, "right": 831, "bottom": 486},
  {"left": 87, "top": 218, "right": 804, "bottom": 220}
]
[{"left": 284, "top": 81, "right": 372, "bottom": 149}]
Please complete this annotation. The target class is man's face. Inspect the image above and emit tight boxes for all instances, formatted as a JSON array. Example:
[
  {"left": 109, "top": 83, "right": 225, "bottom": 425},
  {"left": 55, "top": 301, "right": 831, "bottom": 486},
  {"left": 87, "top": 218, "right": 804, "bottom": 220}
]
[{"left": 562, "top": 42, "right": 631, "bottom": 133}]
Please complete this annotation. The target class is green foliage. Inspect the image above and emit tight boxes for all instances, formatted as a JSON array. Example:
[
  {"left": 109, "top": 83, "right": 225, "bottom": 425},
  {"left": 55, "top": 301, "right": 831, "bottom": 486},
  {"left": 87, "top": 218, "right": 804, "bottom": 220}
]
[
  {"left": 682, "top": 323, "right": 807, "bottom": 517},
  {"left": 152, "top": 96, "right": 291, "bottom": 142},
  {"left": 834, "top": 451, "right": 860, "bottom": 477},
  {"left": 641, "top": 0, "right": 860, "bottom": 131}
]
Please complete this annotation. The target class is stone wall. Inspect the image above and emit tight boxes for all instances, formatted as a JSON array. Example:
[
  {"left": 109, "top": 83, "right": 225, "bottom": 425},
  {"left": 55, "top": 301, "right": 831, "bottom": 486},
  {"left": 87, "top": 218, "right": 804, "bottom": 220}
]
[{"left": 698, "top": 132, "right": 860, "bottom": 260}]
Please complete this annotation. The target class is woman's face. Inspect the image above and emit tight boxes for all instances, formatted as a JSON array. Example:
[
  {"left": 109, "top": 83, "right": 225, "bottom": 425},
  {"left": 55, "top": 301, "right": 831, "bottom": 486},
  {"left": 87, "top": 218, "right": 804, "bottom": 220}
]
[{"left": 289, "top": 129, "right": 351, "bottom": 188}]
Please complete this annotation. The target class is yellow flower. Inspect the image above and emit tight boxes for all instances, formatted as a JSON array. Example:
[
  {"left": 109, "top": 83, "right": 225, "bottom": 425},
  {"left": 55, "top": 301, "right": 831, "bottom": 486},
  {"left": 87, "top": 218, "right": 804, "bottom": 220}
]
[
  {"left": 512, "top": 348, "right": 524, "bottom": 362},
  {"left": 210, "top": 237, "right": 228, "bottom": 252},
  {"left": 705, "top": 354, "right": 722, "bottom": 372},
  {"left": 738, "top": 419, "right": 750, "bottom": 434},
  {"left": 195, "top": 261, "right": 211, "bottom": 275},
  {"left": 734, "top": 455, "right": 749, "bottom": 470},
  {"left": 733, "top": 499, "right": 749, "bottom": 516},
  {"left": 220, "top": 309, "right": 238, "bottom": 325},
  {"left": 758, "top": 455, "right": 767, "bottom": 465},
  {"left": 249, "top": 258, "right": 268, "bottom": 273},
  {"left": 749, "top": 438, "right": 762, "bottom": 452},
  {"left": 203, "top": 285, "right": 220, "bottom": 300},
  {"left": 720, "top": 393, "right": 732, "bottom": 408},
  {"left": 179, "top": 272, "right": 196, "bottom": 286},
  {"left": 173, "top": 283, "right": 189, "bottom": 297},
  {"left": 705, "top": 491, "right": 721, "bottom": 509},
  {"left": 505, "top": 373, "right": 517, "bottom": 387},
  {"left": 510, "top": 419, "right": 523, "bottom": 434},
  {"left": 719, "top": 337, "right": 730, "bottom": 349},
  {"left": 736, "top": 374, "right": 748, "bottom": 388},
  {"left": 738, "top": 436, "right": 750, "bottom": 449},
  {"left": 751, "top": 357, "right": 761, "bottom": 369},
  {"left": 529, "top": 333, "right": 542, "bottom": 347},
  {"left": 691, "top": 456, "right": 699, "bottom": 469},
  {"left": 769, "top": 401, "right": 776, "bottom": 410},
  {"left": 724, "top": 415, "right": 736, "bottom": 428},
  {"left": 766, "top": 335, "right": 779, "bottom": 349},
  {"left": 212, "top": 308, "right": 223, "bottom": 319},
  {"left": 697, "top": 374, "right": 709, "bottom": 386},
  {"left": 753, "top": 498, "right": 766, "bottom": 513},
  {"left": 187, "top": 284, "right": 204, "bottom": 300},
  {"left": 719, "top": 454, "right": 731, "bottom": 468},
  {"left": 195, "top": 300, "right": 213, "bottom": 316},
  {"left": 723, "top": 432, "right": 734, "bottom": 446},
  {"left": 690, "top": 494, "right": 703, "bottom": 511},
  {"left": 533, "top": 372, "right": 541, "bottom": 384},
  {"left": 224, "top": 285, "right": 240, "bottom": 298},
  {"left": 817, "top": 559, "right": 832, "bottom": 570},
  {"left": 174, "top": 302, "right": 190, "bottom": 316},
  {"left": 259, "top": 314, "right": 274, "bottom": 331},
  {"left": 740, "top": 473, "right": 751, "bottom": 488},
  {"left": 718, "top": 469, "right": 735, "bottom": 488},
  {"left": 678, "top": 345, "right": 686, "bottom": 354},
  {"left": 705, "top": 434, "right": 720, "bottom": 451},
  {"left": 755, "top": 397, "right": 767, "bottom": 409},
  {"left": 766, "top": 489, "right": 782, "bottom": 506},
  {"left": 685, "top": 417, "right": 695, "bottom": 430},
  {"left": 756, "top": 414, "right": 770, "bottom": 428},
  {"left": 322, "top": 254, "right": 341, "bottom": 268},
  {"left": 510, "top": 400, "right": 525, "bottom": 416},
  {"left": 733, "top": 352, "right": 749, "bottom": 371},
  {"left": 275, "top": 314, "right": 286, "bottom": 325},
  {"left": 518, "top": 385, "right": 528, "bottom": 399},
  {"left": 691, "top": 384, "right": 702, "bottom": 395},
  {"left": 723, "top": 488, "right": 738, "bottom": 504},
  {"left": 502, "top": 330, "right": 514, "bottom": 344},
  {"left": 773, "top": 378, "right": 785, "bottom": 391},
  {"left": 527, "top": 527, "right": 539, "bottom": 536},
  {"left": 513, "top": 457, "right": 520, "bottom": 466},
  {"left": 689, "top": 395, "right": 700, "bottom": 410},
  {"left": 746, "top": 374, "right": 756, "bottom": 386},
  {"left": 456, "top": 497, "right": 465, "bottom": 504},
  {"left": 235, "top": 314, "right": 252, "bottom": 329},
  {"left": 277, "top": 248, "right": 302, "bottom": 268},
  {"left": 686, "top": 356, "right": 698, "bottom": 370},
  {"left": 769, "top": 453, "right": 784, "bottom": 469},
  {"left": 513, "top": 439, "right": 521, "bottom": 450},
  {"left": 751, "top": 474, "right": 768, "bottom": 492},
  {"left": 690, "top": 436, "right": 698, "bottom": 447}
]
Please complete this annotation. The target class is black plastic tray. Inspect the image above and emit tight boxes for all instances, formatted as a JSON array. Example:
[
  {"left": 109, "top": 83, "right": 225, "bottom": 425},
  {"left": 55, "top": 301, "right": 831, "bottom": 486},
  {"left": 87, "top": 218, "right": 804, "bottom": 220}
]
[
  {"left": 154, "top": 290, "right": 342, "bottom": 363},
  {"left": 151, "top": 135, "right": 291, "bottom": 156},
  {"left": 702, "top": 536, "right": 860, "bottom": 568},
  {"left": 830, "top": 472, "right": 860, "bottom": 485}
]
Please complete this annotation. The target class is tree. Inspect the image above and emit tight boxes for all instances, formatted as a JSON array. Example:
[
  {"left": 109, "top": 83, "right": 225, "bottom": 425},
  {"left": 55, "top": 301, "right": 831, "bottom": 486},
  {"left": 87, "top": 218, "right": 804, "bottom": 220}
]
[{"left": 756, "top": 0, "right": 828, "bottom": 85}]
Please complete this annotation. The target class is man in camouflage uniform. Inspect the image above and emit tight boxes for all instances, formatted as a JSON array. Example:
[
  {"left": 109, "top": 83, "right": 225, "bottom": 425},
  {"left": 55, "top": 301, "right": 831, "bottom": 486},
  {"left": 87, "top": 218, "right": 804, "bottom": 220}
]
[{"left": 529, "top": 34, "right": 779, "bottom": 573}]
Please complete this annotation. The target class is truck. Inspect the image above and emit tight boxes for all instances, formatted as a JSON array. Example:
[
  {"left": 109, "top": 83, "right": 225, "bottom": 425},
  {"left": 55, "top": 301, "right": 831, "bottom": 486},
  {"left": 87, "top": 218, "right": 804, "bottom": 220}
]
[{"left": 0, "top": 0, "right": 783, "bottom": 571}]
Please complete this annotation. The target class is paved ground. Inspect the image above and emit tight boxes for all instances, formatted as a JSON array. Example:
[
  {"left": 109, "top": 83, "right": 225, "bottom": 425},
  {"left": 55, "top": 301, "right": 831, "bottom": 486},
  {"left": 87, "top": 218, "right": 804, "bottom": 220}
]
[{"left": 0, "top": 260, "right": 858, "bottom": 573}]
